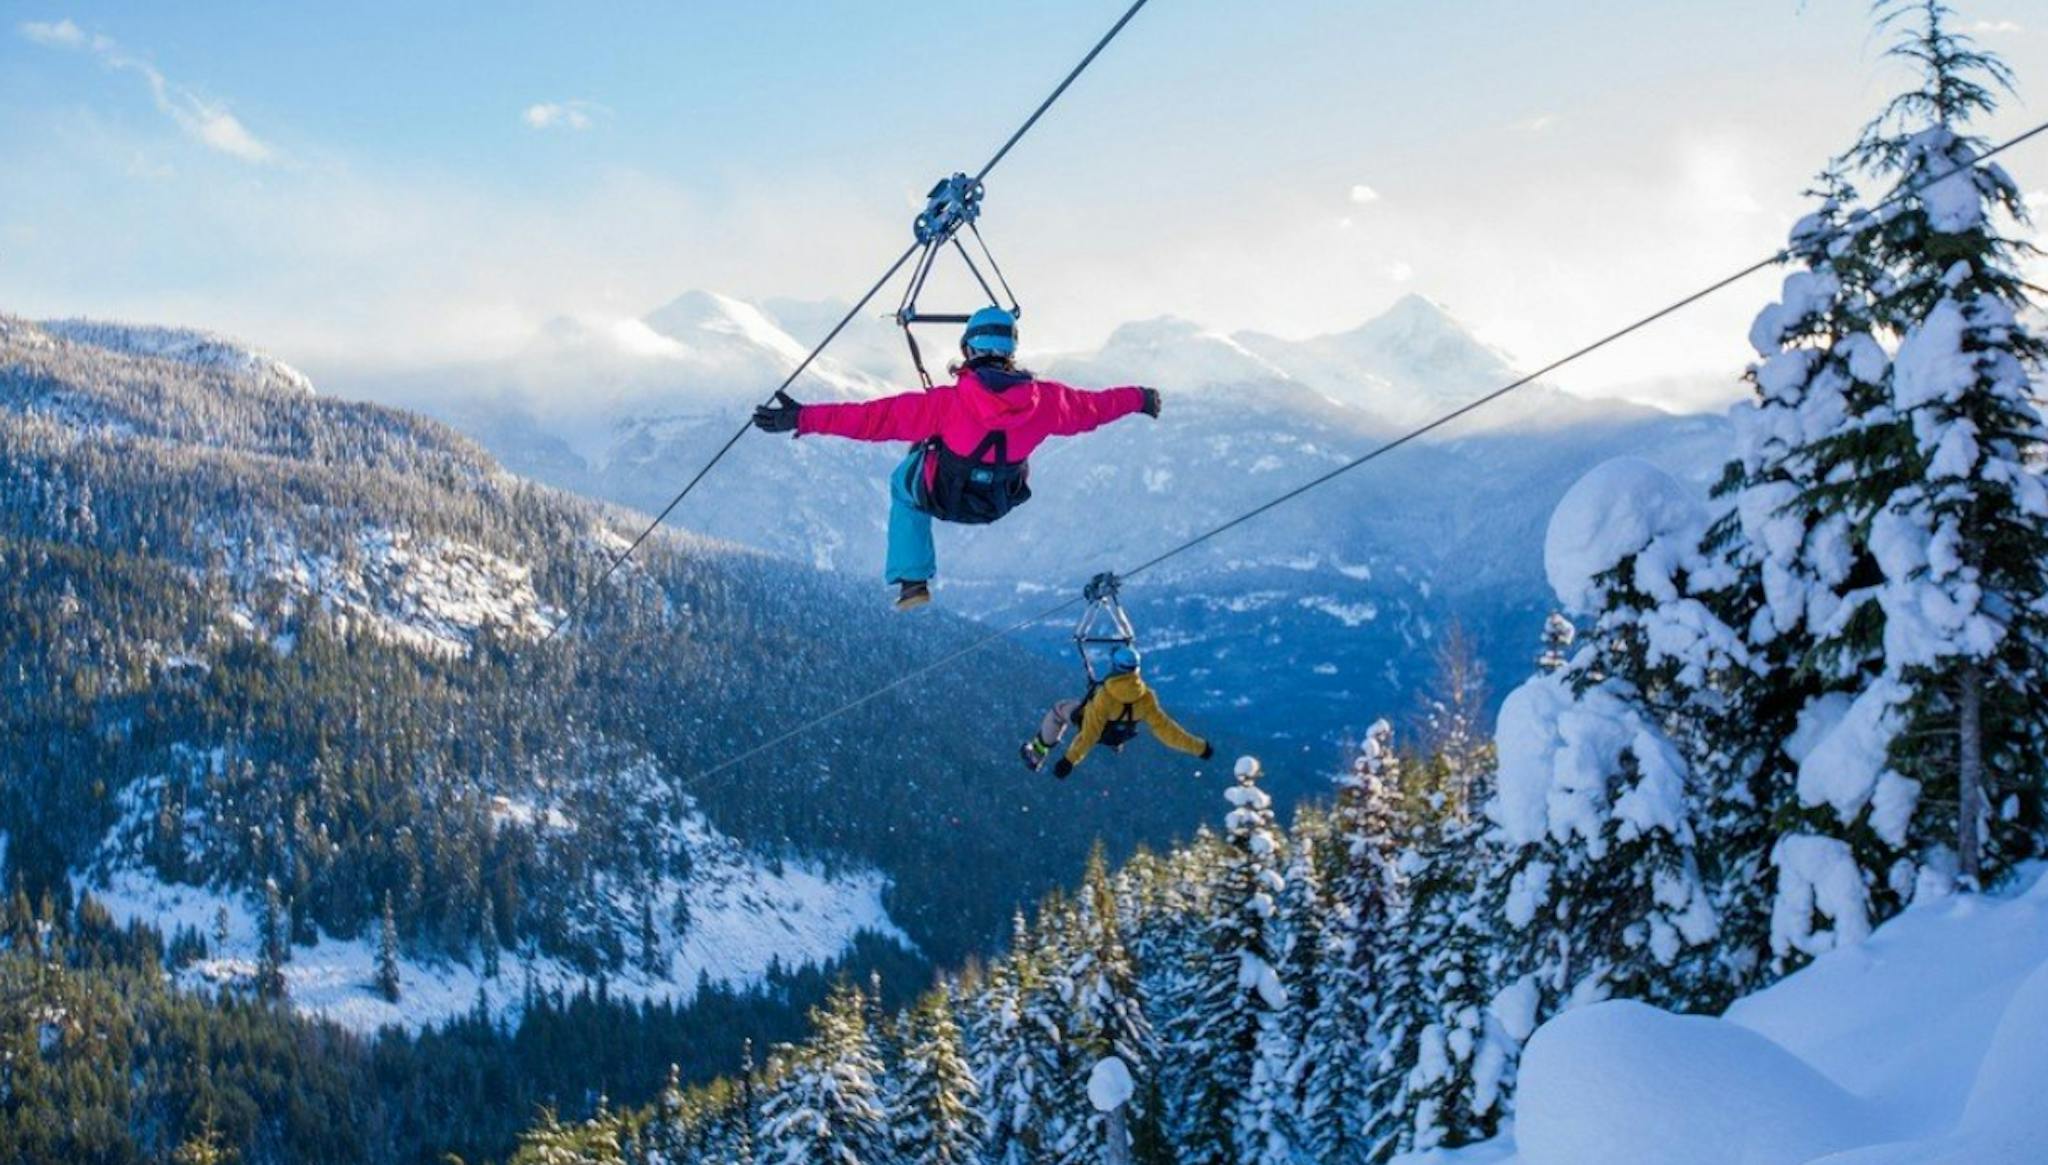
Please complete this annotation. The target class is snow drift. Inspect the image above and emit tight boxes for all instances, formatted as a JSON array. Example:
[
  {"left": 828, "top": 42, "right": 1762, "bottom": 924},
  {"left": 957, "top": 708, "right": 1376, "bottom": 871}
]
[{"left": 1447, "top": 866, "right": 2048, "bottom": 1165}]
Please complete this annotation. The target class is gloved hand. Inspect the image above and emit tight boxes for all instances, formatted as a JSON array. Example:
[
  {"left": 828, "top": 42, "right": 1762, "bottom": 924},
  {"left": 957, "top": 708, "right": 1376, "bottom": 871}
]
[
  {"left": 752, "top": 391, "right": 803, "bottom": 434},
  {"left": 1052, "top": 758, "right": 1074, "bottom": 779},
  {"left": 1199, "top": 742, "right": 1215, "bottom": 761},
  {"left": 1139, "top": 387, "right": 1162, "bottom": 418}
]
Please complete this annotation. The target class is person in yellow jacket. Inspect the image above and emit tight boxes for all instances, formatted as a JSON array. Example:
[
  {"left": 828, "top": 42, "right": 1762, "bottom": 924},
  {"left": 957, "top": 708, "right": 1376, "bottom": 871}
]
[{"left": 1021, "top": 645, "right": 1214, "bottom": 778}]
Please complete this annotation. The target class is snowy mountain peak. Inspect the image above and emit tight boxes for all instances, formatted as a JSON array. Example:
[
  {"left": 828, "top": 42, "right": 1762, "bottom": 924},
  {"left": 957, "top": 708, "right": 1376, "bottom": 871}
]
[
  {"left": 1356, "top": 291, "right": 1465, "bottom": 337},
  {"left": 1231, "top": 295, "right": 1526, "bottom": 422},
  {"left": 1322, "top": 293, "right": 1515, "bottom": 388},
  {"left": 529, "top": 313, "right": 692, "bottom": 361},
  {"left": 641, "top": 290, "right": 881, "bottom": 399},
  {"left": 1055, "top": 314, "right": 1297, "bottom": 391},
  {"left": 38, "top": 318, "right": 316, "bottom": 395}
]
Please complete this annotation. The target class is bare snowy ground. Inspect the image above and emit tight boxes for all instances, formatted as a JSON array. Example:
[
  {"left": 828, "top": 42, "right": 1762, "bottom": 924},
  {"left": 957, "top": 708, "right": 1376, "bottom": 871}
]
[
  {"left": 87, "top": 790, "right": 908, "bottom": 1036},
  {"left": 1408, "top": 864, "right": 2048, "bottom": 1165}
]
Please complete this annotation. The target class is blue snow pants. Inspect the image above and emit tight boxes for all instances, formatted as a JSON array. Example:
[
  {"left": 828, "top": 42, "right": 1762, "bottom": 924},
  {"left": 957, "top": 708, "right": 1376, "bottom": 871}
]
[{"left": 887, "top": 450, "right": 937, "bottom": 584}]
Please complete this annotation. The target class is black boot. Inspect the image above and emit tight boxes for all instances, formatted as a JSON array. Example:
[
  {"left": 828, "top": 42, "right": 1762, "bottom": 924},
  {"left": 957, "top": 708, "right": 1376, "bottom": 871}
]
[{"left": 895, "top": 580, "right": 931, "bottom": 611}]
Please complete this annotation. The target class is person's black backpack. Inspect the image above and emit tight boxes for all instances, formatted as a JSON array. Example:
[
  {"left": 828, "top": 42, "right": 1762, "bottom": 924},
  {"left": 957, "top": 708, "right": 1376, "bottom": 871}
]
[{"left": 914, "top": 430, "right": 1032, "bottom": 525}]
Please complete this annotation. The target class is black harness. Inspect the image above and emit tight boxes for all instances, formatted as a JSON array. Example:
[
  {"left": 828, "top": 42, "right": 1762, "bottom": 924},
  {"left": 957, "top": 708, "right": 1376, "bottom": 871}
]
[{"left": 1071, "top": 681, "right": 1141, "bottom": 751}]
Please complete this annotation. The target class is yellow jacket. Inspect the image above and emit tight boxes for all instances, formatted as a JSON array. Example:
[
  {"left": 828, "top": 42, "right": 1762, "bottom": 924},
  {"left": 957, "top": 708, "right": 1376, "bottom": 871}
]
[{"left": 1066, "top": 672, "right": 1208, "bottom": 766}]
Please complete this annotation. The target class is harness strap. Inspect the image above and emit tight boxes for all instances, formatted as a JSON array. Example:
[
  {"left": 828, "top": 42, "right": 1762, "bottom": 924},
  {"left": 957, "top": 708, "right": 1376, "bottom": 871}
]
[
  {"left": 906, "top": 326, "right": 935, "bottom": 390},
  {"left": 967, "top": 427, "right": 1011, "bottom": 465}
]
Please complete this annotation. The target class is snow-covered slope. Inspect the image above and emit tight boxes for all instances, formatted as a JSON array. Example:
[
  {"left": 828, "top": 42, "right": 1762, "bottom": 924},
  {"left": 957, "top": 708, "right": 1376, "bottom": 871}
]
[
  {"left": 1420, "top": 867, "right": 2048, "bottom": 1165},
  {"left": 39, "top": 318, "right": 316, "bottom": 395},
  {"left": 88, "top": 764, "right": 906, "bottom": 1035}
]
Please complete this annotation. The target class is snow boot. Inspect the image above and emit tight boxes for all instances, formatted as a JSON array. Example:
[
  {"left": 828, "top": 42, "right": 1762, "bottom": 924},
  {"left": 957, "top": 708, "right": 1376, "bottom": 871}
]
[
  {"left": 895, "top": 580, "right": 931, "bottom": 612},
  {"left": 1020, "top": 737, "right": 1050, "bottom": 772}
]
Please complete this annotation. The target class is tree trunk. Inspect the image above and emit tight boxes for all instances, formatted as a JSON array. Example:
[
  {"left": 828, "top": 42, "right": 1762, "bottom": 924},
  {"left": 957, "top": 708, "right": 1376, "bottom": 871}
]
[
  {"left": 1104, "top": 1105, "right": 1133, "bottom": 1165},
  {"left": 1957, "top": 662, "right": 1985, "bottom": 887}
]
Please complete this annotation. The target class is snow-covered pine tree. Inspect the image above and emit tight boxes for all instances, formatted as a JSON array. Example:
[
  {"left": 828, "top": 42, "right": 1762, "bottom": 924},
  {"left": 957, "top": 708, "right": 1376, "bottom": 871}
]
[
  {"left": 1022, "top": 896, "right": 1090, "bottom": 1164},
  {"left": 1139, "top": 834, "right": 1216, "bottom": 1159},
  {"left": 1182, "top": 757, "right": 1290, "bottom": 1165},
  {"left": 638, "top": 896, "right": 664, "bottom": 978},
  {"left": 973, "top": 914, "right": 1049, "bottom": 1165},
  {"left": 1703, "top": 170, "right": 1899, "bottom": 979},
  {"left": 1306, "top": 721, "right": 1405, "bottom": 1163},
  {"left": 1068, "top": 843, "right": 1154, "bottom": 1164},
  {"left": 377, "top": 890, "right": 402, "bottom": 1003},
  {"left": 891, "top": 987, "right": 985, "bottom": 1165},
  {"left": 481, "top": 894, "right": 502, "bottom": 980},
  {"left": 1537, "top": 612, "right": 1576, "bottom": 675},
  {"left": 643, "top": 1063, "right": 691, "bottom": 1165},
  {"left": 1487, "top": 457, "right": 1725, "bottom": 1024},
  {"left": 256, "top": 877, "right": 287, "bottom": 1000},
  {"left": 509, "top": 1105, "right": 625, "bottom": 1165},
  {"left": 1403, "top": 826, "right": 1516, "bottom": 1157},
  {"left": 1241, "top": 821, "right": 1325, "bottom": 1164},
  {"left": 734, "top": 1038, "right": 759, "bottom": 1165},
  {"left": 1837, "top": 0, "right": 2048, "bottom": 890},
  {"left": 756, "top": 982, "right": 888, "bottom": 1165},
  {"left": 1364, "top": 720, "right": 1513, "bottom": 1161}
]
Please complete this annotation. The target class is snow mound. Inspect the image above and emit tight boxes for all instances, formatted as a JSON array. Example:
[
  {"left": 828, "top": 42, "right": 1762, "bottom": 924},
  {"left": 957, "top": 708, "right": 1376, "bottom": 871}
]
[
  {"left": 1728, "top": 868, "right": 2048, "bottom": 1147},
  {"left": 1516, "top": 1000, "right": 1880, "bottom": 1165},
  {"left": 1471, "top": 868, "right": 2048, "bottom": 1164},
  {"left": 1088, "top": 1056, "right": 1135, "bottom": 1113},
  {"left": 1543, "top": 457, "right": 1703, "bottom": 613}
]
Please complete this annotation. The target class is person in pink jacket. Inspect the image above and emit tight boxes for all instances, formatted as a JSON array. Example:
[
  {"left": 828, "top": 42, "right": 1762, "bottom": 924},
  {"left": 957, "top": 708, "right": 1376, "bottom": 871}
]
[{"left": 752, "top": 307, "right": 1160, "bottom": 609}]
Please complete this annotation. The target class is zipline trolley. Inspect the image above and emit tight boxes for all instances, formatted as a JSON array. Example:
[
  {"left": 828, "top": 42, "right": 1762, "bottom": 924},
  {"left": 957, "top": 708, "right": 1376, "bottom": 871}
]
[
  {"left": 1073, "top": 571, "right": 1138, "bottom": 685},
  {"left": 894, "top": 172, "right": 1022, "bottom": 388}
]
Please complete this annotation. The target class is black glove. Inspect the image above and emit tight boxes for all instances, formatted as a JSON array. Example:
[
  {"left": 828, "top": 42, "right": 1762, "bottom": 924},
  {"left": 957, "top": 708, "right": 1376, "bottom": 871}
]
[
  {"left": 1052, "top": 758, "right": 1074, "bottom": 779},
  {"left": 1199, "top": 742, "right": 1215, "bottom": 761},
  {"left": 752, "top": 391, "right": 802, "bottom": 434},
  {"left": 1139, "top": 387, "right": 1162, "bottom": 418}
]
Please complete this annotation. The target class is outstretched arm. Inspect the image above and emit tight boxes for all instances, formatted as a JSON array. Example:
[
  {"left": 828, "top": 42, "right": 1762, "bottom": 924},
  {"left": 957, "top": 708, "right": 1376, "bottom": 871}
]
[
  {"left": 1137, "top": 692, "right": 1209, "bottom": 758},
  {"left": 795, "top": 391, "right": 948, "bottom": 443},
  {"left": 1039, "top": 382, "right": 1153, "bottom": 437}
]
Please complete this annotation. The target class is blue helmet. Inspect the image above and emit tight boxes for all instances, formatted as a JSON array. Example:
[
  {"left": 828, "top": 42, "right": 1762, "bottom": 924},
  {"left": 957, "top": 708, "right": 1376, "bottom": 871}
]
[
  {"left": 962, "top": 306, "right": 1018, "bottom": 358},
  {"left": 1109, "top": 645, "right": 1142, "bottom": 675}
]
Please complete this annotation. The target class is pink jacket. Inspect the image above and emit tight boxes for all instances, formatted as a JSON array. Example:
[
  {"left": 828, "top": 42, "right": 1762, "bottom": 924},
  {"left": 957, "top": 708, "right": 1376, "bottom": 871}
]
[{"left": 797, "top": 367, "right": 1146, "bottom": 482}]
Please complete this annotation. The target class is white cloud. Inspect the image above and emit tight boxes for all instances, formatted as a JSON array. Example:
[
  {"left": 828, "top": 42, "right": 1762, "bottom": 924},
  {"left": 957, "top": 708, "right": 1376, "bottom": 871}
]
[
  {"left": 1970, "top": 20, "right": 2023, "bottom": 34},
  {"left": 1383, "top": 259, "right": 1415, "bottom": 283},
  {"left": 20, "top": 21, "right": 274, "bottom": 162},
  {"left": 524, "top": 101, "right": 606, "bottom": 131},
  {"left": 1521, "top": 113, "right": 1560, "bottom": 133},
  {"left": 19, "top": 18, "right": 85, "bottom": 46},
  {"left": 1348, "top": 184, "right": 1380, "bottom": 205}
]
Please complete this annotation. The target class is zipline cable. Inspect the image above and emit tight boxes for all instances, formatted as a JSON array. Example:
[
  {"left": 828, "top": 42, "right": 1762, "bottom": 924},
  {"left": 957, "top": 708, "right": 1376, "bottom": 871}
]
[
  {"left": 680, "top": 115, "right": 2048, "bottom": 784},
  {"left": 542, "top": 0, "right": 1154, "bottom": 644}
]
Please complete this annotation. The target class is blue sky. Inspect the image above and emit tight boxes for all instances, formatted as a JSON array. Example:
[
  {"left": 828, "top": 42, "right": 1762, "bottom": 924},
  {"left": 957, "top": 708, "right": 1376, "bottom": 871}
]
[{"left": 2, "top": 1, "right": 2044, "bottom": 408}]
